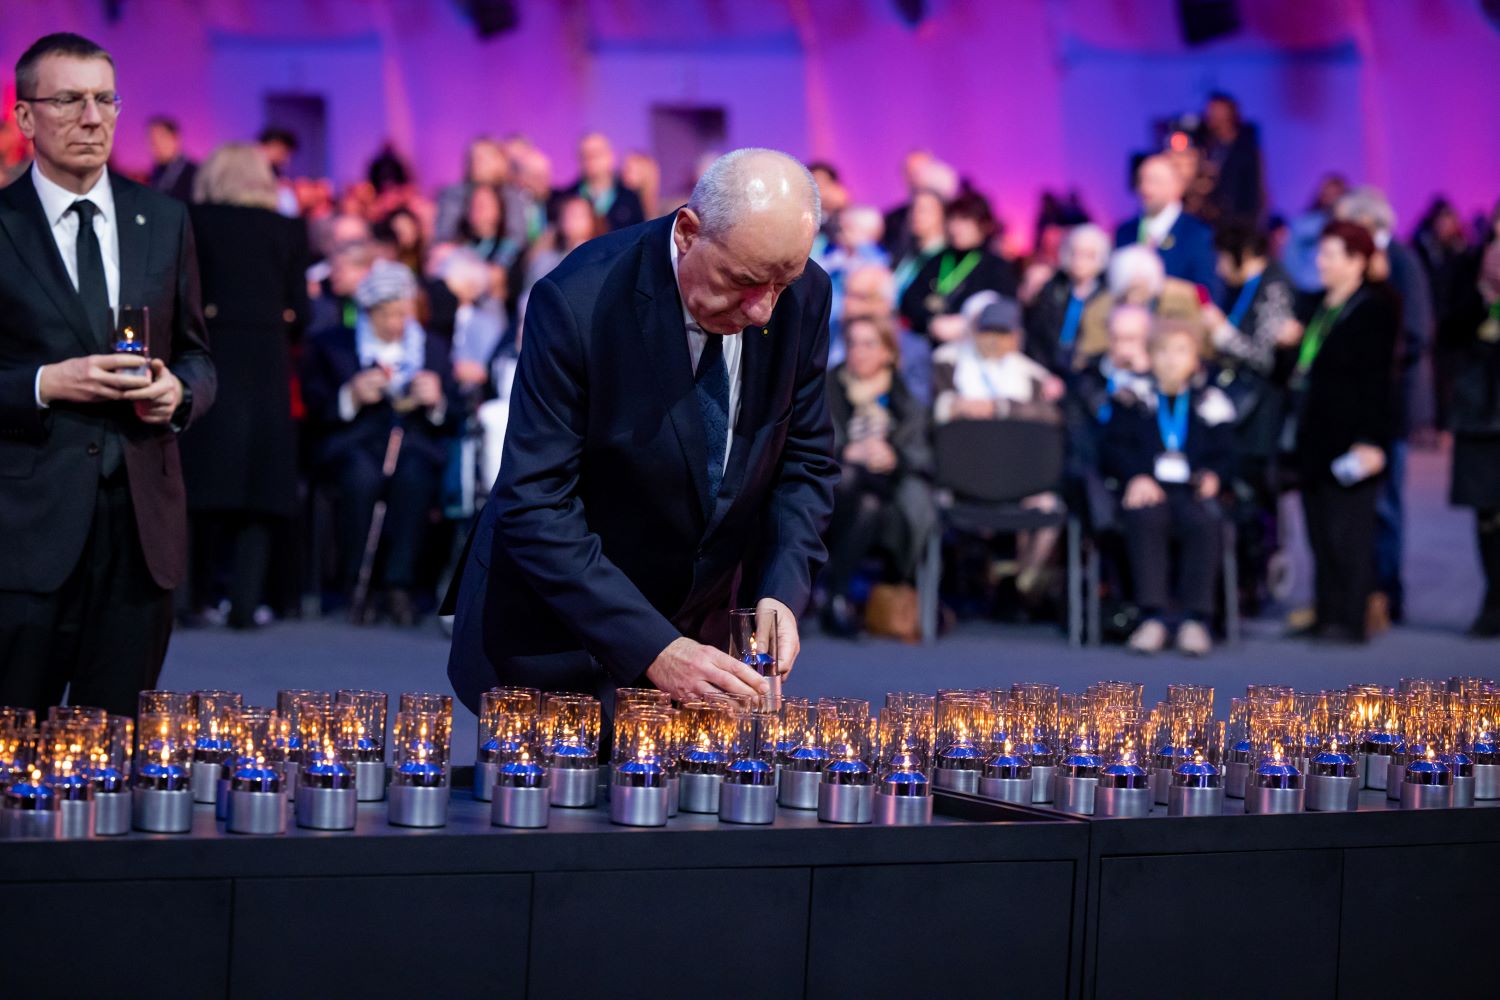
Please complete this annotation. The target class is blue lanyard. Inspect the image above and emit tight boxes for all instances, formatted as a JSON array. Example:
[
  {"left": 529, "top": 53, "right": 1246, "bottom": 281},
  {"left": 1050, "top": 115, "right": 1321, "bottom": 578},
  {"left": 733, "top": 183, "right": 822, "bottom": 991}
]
[
  {"left": 1156, "top": 392, "right": 1190, "bottom": 452},
  {"left": 1226, "top": 272, "right": 1263, "bottom": 330},
  {"left": 1059, "top": 294, "right": 1085, "bottom": 349}
]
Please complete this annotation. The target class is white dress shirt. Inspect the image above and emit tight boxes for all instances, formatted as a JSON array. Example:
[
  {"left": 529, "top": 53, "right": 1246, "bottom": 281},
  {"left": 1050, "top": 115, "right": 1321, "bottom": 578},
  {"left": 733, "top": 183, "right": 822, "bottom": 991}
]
[
  {"left": 1141, "top": 201, "right": 1183, "bottom": 249},
  {"left": 32, "top": 163, "right": 121, "bottom": 407},
  {"left": 670, "top": 212, "right": 741, "bottom": 474}
]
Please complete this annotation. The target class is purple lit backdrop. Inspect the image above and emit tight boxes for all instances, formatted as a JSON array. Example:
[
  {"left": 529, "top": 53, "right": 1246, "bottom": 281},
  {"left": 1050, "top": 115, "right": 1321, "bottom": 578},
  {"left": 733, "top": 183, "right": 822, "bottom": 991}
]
[{"left": 4, "top": 0, "right": 1498, "bottom": 245}]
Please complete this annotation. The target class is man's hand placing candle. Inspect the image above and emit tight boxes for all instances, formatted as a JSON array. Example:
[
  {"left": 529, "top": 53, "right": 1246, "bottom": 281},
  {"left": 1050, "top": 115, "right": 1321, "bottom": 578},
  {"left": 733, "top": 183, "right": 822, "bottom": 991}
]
[
  {"left": 756, "top": 597, "right": 800, "bottom": 678},
  {"left": 646, "top": 637, "right": 770, "bottom": 700}
]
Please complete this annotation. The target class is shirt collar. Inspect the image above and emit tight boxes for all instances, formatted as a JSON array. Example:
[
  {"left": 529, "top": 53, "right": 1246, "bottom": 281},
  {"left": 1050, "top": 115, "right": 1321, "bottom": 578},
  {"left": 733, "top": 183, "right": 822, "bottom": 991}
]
[
  {"left": 32, "top": 162, "right": 115, "bottom": 228},
  {"left": 1144, "top": 201, "right": 1182, "bottom": 239},
  {"left": 668, "top": 211, "right": 703, "bottom": 335}
]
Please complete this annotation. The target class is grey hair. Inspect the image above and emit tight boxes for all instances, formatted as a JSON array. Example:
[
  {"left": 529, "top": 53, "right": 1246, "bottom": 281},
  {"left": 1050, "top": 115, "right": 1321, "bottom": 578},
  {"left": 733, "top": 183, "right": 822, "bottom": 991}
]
[
  {"left": 687, "top": 148, "right": 822, "bottom": 240},
  {"left": 1059, "top": 223, "right": 1111, "bottom": 272},
  {"left": 1107, "top": 245, "right": 1165, "bottom": 298},
  {"left": 1336, "top": 185, "right": 1396, "bottom": 235}
]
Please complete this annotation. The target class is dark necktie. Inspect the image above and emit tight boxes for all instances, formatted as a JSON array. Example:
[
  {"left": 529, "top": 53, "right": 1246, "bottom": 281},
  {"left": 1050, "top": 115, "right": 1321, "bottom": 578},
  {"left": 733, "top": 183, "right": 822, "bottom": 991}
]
[
  {"left": 70, "top": 200, "right": 112, "bottom": 348},
  {"left": 694, "top": 332, "right": 729, "bottom": 503},
  {"left": 71, "top": 199, "right": 123, "bottom": 477}
]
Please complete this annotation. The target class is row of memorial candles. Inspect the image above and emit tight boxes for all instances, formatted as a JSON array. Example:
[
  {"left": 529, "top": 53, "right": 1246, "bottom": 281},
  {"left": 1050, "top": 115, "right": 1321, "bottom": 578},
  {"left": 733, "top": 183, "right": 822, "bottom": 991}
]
[{"left": 4, "top": 675, "right": 1493, "bottom": 837}]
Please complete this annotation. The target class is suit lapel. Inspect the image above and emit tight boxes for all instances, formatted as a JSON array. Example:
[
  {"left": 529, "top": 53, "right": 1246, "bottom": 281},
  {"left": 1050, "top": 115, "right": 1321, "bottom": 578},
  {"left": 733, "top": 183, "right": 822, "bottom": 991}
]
[
  {"left": 0, "top": 174, "right": 98, "bottom": 355},
  {"left": 634, "top": 217, "right": 711, "bottom": 521},
  {"left": 112, "top": 175, "right": 153, "bottom": 350}
]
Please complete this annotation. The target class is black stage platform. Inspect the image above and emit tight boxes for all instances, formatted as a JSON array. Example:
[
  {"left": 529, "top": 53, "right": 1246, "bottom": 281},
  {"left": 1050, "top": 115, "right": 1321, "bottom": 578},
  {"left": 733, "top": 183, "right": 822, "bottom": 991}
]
[{"left": 3, "top": 779, "right": 1496, "bottom": 1000}]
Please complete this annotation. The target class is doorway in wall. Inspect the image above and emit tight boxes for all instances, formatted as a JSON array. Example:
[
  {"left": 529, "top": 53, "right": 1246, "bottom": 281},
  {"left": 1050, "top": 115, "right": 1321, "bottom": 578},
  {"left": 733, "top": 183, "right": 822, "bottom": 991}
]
[{"left": 650, "top": 104, "right": 727, "bottom": 205}]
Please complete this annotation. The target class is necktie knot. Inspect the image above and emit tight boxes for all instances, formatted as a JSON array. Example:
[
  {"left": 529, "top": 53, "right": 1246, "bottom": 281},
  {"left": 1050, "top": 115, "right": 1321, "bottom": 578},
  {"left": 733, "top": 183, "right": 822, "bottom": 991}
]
[{"left": 70, "top": 199, "right": 99, "bottom": 225}]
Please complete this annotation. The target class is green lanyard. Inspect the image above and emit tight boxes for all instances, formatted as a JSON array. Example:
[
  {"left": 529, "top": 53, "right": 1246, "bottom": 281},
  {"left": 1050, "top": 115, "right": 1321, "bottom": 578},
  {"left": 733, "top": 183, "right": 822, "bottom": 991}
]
[
  {"left": 936, "top": 250, "right": 982, "bottom": 296},
  {"left": 1296, "top": 302, "right": 1344, "bottom": 375}
]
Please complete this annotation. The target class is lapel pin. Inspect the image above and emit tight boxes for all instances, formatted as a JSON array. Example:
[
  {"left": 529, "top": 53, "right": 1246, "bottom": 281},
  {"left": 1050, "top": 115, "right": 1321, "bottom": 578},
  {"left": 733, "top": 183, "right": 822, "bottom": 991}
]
[
  {"left": 135, "top": 214, "right": 146, "bottom": 225},
  {"left": 761, "top": 328, "right": 769, "bottom": 335}
]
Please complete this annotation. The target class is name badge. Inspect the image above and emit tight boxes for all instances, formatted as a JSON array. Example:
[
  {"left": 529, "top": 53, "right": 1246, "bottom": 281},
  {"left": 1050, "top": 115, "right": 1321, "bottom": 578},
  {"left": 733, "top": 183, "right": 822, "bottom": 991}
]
[{"left": 1155, "top": 452, "right": 1190, "bottom": 484}]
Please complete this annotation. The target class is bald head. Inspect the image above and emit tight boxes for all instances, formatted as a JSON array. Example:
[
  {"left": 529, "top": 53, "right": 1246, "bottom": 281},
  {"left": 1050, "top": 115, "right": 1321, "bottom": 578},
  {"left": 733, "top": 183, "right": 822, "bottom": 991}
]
[{"left": 673, "top": 148, "right": 821, "bottom": 334}]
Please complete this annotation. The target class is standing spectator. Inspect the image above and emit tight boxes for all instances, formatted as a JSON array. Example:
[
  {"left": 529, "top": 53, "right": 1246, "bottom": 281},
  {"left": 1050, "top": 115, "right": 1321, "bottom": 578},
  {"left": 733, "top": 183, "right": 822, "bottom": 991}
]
[
  {"left": 890, "top": 188, "right": 946, "bottom": 301},
  {"left": 374, "top": 206, "right": 425, "bottom": 275},
  {"left": 822, "top": 313, "right": 933, "bottom": 637},
  {"left": 1336, "top": 186, "right": 1433, "bottom": 624},
  {"left": 1284, "top": 174, "right": 1348, "bottom": 294},
  {"left": 300, "top": 261, "right": 459, "bottom": 626},
  {"left": 180, "top": 143, "right": 309, "bottom": 628},
  {"left": 621, "top": 150, "right": 662, "bottom": 221},
  {"left": 256, "top": 126, "right": 300, "bottom": 217},
  {"left": 433, "top": 136, "right": 510, "bottom": 243},
  {"left": 1413, "top": 197, "right": 1472, "bottom": 430},
  {"left": 0, "top": 33, "right": 215, "bottom": 715},
  {"left": 459, "top": 183, "right": 522, "bottom": 270},
  {"left": 1026, "top": 223, "right": 1111, "bottom": 375},
  {"left": 1282, "top": 221, "right": 1399, "bottom": 644},
  {"left": 516, "top": 193, "right": 601, "bottom": 329},
  {"left": 900, "top": 190, "right": 1019, "bottom": 340},
  {"left": 880, "top": 148, "right": 934, "bottom": 260},
  {"left": 1114, "top": 154, "right": 1220, "bottom": 298},
  {"left": 145, "top": 115, "right": 196, "bottom": 202},
  {"left": 555, "top": 132, "right": 644, "bottom": 233},
  {"left": 1196, "top": 92, "right": 1266, "bottom": 226},
  {"left": 1447, "top": 241, "right": 1500, "bottom": 637},
  {"left": 1104, "top": 320, "right": 1235, "bottom": 655}
]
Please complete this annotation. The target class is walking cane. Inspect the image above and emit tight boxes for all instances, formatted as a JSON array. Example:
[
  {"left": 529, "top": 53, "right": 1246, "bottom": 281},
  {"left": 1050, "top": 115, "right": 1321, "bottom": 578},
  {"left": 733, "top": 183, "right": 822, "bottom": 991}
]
[{"left": 351, "top": 425, "right": 406, "bottom": 623}]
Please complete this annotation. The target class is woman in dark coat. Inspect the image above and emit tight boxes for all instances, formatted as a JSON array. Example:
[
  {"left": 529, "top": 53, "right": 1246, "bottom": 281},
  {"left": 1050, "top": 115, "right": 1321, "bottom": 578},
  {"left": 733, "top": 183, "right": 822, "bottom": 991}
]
[
  {"left": 822, "top": 313, "right": 935, "bottom": 637},
  {"left": 181, "top": 143, "right": 309, "bottom": 628},
  {"left": 1447, "top": 240, "right": 1500, "bottom": 637},
  {"left": 899, "top": 190, "right": 1018, "bottom": 340},
  {"left": 1280, "top": 221, "right": 1399, "bottom": 644}
]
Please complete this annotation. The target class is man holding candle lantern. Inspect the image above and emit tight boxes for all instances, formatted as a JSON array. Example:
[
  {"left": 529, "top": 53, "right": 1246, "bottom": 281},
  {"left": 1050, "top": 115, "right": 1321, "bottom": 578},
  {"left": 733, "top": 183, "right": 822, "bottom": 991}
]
[
  {"left": 0, "top": 33, "right": 215, "bottom": 717},
  {"left": 447, "top": 148, "right": 837, "bottom": 715}
]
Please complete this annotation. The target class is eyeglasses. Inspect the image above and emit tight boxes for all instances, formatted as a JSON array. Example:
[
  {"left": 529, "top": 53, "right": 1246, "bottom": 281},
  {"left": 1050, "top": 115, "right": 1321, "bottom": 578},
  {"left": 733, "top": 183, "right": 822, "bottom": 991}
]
[{"left": 18, "top": 91, "right": 122, "bottom": 121}]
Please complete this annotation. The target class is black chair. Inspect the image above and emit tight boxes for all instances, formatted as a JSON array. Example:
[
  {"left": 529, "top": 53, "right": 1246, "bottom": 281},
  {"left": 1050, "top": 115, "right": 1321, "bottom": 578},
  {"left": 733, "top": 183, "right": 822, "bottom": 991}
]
[{"left": 918, "top": 419, "right": 1086, "bottom": 645}]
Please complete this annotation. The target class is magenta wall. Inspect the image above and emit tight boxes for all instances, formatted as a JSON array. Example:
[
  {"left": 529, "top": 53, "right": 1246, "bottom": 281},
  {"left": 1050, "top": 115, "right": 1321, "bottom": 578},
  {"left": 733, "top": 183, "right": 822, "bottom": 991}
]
[{"left": 4, "top": 0, "right": 1498, "bottom": 245}]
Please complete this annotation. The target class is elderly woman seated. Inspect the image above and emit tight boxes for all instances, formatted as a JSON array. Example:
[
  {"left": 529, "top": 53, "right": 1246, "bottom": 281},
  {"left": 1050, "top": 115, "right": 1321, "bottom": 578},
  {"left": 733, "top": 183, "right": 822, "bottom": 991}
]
[
  {"left": 1025, "top": 223, "right": 1113, "bottom": 375},
  {"left": 1071, "top": 244, "right": 1206, "bottom": 366},
  {"left": 821, "top": 313, "right": 934, "bottom": 637}
]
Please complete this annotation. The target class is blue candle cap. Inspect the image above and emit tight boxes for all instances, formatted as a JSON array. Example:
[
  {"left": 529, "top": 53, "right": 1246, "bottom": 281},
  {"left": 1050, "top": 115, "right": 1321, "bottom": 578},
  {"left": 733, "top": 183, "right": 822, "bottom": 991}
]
[
  {"left": 727, "top": 759, "right": 773, "bottom": 775},
  {"left": 786, "top": 746, "right": 829, "bottom": 762}
]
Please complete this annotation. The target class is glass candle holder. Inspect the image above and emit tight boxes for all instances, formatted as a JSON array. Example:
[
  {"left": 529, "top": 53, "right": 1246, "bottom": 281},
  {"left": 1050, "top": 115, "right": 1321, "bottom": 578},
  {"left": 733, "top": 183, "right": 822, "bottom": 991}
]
[
  {"left": 1096, "top": 709, "right": 1151, "bottom": 818},
  {"left": 274, "top": 690, "right": 332, "bottom": 799},
  {"left": 1, "top": 724, "right": 57, "bottom": 840},
  {"left": 730, "top": 607, "right": 780, "bottom": 713},
  {"left": 138, "top": 690, "right": 192, "bottom": 717},
  {"left": 720, "top": 709, "right": 778, "bottom": 825},
  {"left": 540, "top": 693, "right": 600, "bottom": 808},
  {"left": 133, "top": 709, "right": 194, "bottom": 833},
  {"left": 491, "top": 697, "right": 552, "bottom": 829},
  {"left": 818, "top": 711, "right": 875, "bottom": 823},
  {"left": 40, "top": 721, "right": 95, "bottom": 837},
  {"left": 188, "top": 690, "right": 242, "bottom": 804},
  {"left": 777, "top": 698, "right": 824, "bottom": 810},
  {"left": 335, "top": 689, "right": 388, "bottom": 801},
  {"left": 474, "top": 687, "right": 540, "bottom": 801},
  {"left": 874, "top": 706, "right": 933, "bottom": 826},
  {"left": 609, "top": 707, "right": 671, "bottom": 827},
  {"left": 1245, "top": 715, "right": 1304, "bottom": 815},
  {"left": 979, "top": 736, "right": 1033, "bottom": 805},
  {"left": 615, "top": 688, "right": 672, "bottom": 713},
  {"left": 1305, "top": 730, "right": 1359, "bottom": 813},
  {"left": 388, "top": 710, "right": 451, "bottom": 828},
  {"left": 0, "top": 707, "right": 38, "bottom": 792},
  {"left": 296, "top": 705, "right": 358, "bottom": 830},
  {"left": 225, "top": 711, "right": 286, "bottom": 836},
  {"left": 933, "top": 695, "right": 988, "bottom": 794},
  {"left": 676, "top": 700, "right": 731, "bottom": 814}
]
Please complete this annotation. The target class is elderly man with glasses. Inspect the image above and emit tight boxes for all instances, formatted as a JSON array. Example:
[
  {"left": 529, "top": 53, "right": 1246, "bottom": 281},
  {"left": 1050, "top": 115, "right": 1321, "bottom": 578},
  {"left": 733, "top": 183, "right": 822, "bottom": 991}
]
[{"left": 0, "top": 32, "right": 216, "bottom": 716}]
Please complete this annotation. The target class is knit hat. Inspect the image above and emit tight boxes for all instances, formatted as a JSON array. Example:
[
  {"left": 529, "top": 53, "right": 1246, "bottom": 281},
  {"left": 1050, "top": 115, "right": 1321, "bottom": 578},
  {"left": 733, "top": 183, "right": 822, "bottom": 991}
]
[{"left": 354, "top": 258, "right": 419, "bottom": 309}]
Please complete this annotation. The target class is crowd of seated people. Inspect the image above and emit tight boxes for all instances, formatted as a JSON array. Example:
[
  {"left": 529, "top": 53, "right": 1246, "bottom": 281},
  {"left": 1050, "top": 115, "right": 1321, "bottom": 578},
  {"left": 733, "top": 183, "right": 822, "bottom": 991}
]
[{"left": 46, "top": 90, "right": 1497, "bottom": 647}]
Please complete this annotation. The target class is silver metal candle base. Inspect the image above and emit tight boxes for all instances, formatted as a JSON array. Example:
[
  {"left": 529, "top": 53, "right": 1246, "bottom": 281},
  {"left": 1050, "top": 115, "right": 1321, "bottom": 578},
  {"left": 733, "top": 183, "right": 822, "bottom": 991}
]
[
  {"left": 1363, "top": 752, "right": 1392, "bottom": 790},
  {"left": 1400, "top": 782, "right": 1452, "bottom": 810},
  {"left": 1225, "top": 761, "right": 1249, "bottom": 799},
  {"left": 1386, "top": 761, "right": 1404, "bottom": 801},
  {"left": 978, "top": 776, "right": 1032, "bottom": 805},
  {"left": 1474, "top": 763, "right": 1499, "bottom": 800},
  {"left": 492, "top": 785, "right": 550, "bottom": 828},
  {"left": 282, "top": 760, "right": 300, "bottom": 800},
  {"left": 190, "top": 761, "right": 220, "bottom": 804},
  {"left": 133, "top": 787, "right": 194, "bottom": 833},
  {"left": 666, "top": 775, "right": 680, "bottom": 817},
  {"left": 1305, "top": 774, "right": 1358, "bottom": 812},
  {"left": 678, "top": 771, "right": 722, "bottom": 814},
  {"left": 472, "top": 761, "right": 498, "bottom": 802},
  {"left": 216, "top": 776, "right": 231, "bottom": 819},
  {"left": 873, "top": 791, "right": 933, "bottom": 826},
  {"left": 94, "top": 790, "right": 131, "bottom": 836},
  {"left": 1095, "top": 785, "right": 1151, "bottom": 818},
  {"left": 609, "top": 783, "right": 668, "bottom": 827},
  {"left": 817, "top": 782, "right": 873, "bottom": 824},
  {"left": 227, "top": 789, "right": 287, "bottom": 835},
  {"left": 58, "top": 798, "right": 95, "bottom": 839},
  {"left": 1030, "top": 765, "right": 1055, "bottom": 803},
  {"left": 354, "top": 760, "right": 386, "bottom": 802},
  {"left": 778, "top": 767, "right": 821, "bottom": 810},
  {"left": 388, "top": 783, "right": 450, "bottom": 828},
  {"left": 1245, "top": 785, "right": 1305, "bottom": 814},
  {"left": 933, "top": 765, "right": 980, "bottom": 795},
  {"left": 1053, "top": 775, "right": 1097, "bottom": 815},
  {"left": 548, "top": 765, "right": 599, "bottom": 808},
  {"left": 1150, "top": 769, "right": 1173, "bottom": 807},
  {"left": 719, "top": 782, "right": 776, "bottom": 825},
  {"left": 1451, "top": 775, "right": 1475, "bottom": 808},
  {"left": 1168, "top": 784, "right": 1224, "bottom": 816},
  {"left": 295, "top": 785, "right": 357, "bottom": 830},
  {"left": 1, "top": 807, "right": 60, "bottom": 839}
]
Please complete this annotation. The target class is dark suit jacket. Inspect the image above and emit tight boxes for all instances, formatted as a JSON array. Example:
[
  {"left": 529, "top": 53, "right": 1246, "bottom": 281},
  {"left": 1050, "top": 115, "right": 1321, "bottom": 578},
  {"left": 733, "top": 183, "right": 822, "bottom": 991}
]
[
  {"left": 0, "top": 169, "right": 216, "bottom": 593},
  {"left": 1283, "top": 283, "right": 1400, "bottom": 483},
  {"left": 148, "top": 157, "right": 197, "bottom": 203},
  {"left": 298, "top": 324, "right": 460, "bottom": 473},
  {"left": 1114, "top": 210, "right": 1222, "bottom": 299},
  {"left": 446, "top": 215, "right": 838, "bottom": 712},
  {"left": 1100, "top": 382, "right": 1236, "bottom": 486}
]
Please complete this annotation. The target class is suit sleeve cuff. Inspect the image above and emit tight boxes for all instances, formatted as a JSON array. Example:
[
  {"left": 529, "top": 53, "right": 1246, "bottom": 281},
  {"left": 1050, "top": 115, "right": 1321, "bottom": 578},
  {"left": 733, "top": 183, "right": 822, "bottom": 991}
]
[{"left": 35, "top": 367, "right": 48, "bottom": 409}]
